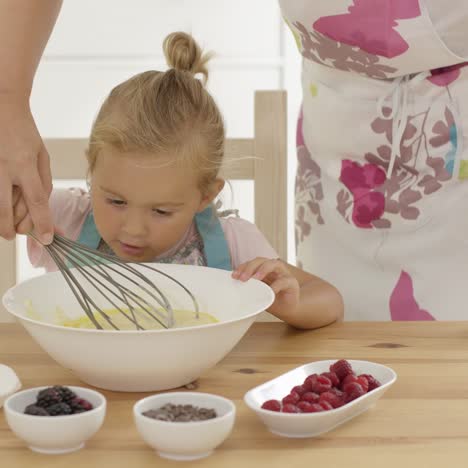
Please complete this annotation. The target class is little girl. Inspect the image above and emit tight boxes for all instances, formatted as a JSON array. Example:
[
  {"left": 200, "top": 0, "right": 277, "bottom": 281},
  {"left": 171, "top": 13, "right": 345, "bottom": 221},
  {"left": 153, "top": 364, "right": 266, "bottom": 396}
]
[{"left": 26, "top": 32, "right": 343, "bottom": 329}]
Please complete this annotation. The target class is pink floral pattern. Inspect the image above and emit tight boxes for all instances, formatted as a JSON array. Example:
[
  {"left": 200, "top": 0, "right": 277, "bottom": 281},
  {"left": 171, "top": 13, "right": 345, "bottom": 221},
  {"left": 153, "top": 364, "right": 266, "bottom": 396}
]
[
  {"left": 338, "top": 160, "right": 386, "bottom": 228},
  {"left": 337, "top": 105, "right": 454, "bottom": 228},
  {"left": 293, "top": 21, "right": 398, "bottom": 79},
  {"left": 313, "top": 0, "right": 421, "bottom": 59},
  {"left": 390, "top": 271, "right": 435, "bottom": 320},
  {"left": 295, "top": 109, "right": 324, "bottom": 244},
  {"left": 428, "top": 62, "right": 468, "bottom": 86}
]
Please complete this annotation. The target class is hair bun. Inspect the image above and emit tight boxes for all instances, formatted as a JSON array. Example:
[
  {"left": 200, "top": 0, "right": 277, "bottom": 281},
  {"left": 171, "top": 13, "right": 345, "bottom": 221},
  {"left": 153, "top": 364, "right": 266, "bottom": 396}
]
[{"left": 163, "top": 32, "right": 211, "bottom": 82}]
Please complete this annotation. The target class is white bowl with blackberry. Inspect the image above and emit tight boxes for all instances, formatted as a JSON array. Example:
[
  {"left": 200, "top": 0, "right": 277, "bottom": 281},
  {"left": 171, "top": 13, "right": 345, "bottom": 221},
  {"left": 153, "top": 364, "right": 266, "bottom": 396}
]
[
  {"left": 3, "top": 385, "right": 106, "bottom": 454},
  {"left": 133, "top": 392, "right": 236, "bottom": 461}
]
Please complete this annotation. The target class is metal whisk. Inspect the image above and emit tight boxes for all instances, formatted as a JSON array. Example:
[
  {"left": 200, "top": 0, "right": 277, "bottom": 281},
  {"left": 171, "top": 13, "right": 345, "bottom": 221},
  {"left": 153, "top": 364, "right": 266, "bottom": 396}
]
[{"left": 29, "top": 233, "right": 199, "bottom": 331}]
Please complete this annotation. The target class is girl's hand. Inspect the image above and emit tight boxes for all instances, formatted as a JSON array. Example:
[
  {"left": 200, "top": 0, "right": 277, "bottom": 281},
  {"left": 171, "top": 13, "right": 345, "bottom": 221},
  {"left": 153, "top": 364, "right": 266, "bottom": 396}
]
[{"left": 232, "top": 257, "right": 300, "bottom": 314}]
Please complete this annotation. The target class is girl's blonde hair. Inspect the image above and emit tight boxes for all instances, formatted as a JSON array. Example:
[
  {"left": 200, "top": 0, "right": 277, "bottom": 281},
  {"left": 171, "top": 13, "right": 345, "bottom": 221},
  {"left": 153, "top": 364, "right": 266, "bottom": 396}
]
[{"left": 86, "top": 32, "right": 224, "bottom": 195}]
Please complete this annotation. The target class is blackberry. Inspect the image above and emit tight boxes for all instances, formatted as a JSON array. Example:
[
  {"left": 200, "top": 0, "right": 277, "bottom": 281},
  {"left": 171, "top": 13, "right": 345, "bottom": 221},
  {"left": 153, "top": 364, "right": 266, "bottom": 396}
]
[
  {"left": 52, "top": 385, "right": 76, "bottom": 404},
  {"left": 24, "top": 404, "right": 49, "bottom": 416},
  {"left": 70, "top": 397, "right": 93, "bottom": 413},
  {"left": 36, "top": 388, "right": 62, "bottom": 408},
  {"left": 46, "top": 402, "right": 72, "bottom": 416}
]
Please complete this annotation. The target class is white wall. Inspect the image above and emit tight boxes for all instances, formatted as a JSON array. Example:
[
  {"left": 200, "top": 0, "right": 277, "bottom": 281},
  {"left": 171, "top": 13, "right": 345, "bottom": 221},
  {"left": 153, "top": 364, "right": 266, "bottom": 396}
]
[{"left": 17, "top": 0, "right": 301, "bottom": 282}]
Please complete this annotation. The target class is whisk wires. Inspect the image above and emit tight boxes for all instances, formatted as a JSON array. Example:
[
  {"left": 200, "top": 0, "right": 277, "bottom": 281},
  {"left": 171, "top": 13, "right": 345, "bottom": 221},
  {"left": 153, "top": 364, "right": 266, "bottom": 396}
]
[{"left": 29, "top": 233, "right": 199, "bottom": 330}]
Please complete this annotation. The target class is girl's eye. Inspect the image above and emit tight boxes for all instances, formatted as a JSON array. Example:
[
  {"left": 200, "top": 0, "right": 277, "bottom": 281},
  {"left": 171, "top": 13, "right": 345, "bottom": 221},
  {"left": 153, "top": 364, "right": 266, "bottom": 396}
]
[
  {"left": 107, "top": 198, "right": 126, "bottom": 206},
  {"left": 153, "top": 209, "right": 172, "bottom": 216}
]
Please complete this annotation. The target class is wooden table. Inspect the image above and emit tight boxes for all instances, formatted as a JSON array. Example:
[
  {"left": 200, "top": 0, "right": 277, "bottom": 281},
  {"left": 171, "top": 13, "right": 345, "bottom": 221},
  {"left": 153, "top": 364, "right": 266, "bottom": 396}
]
[{"left": 2, "top": 321, "right": 468, "bottom": 467}]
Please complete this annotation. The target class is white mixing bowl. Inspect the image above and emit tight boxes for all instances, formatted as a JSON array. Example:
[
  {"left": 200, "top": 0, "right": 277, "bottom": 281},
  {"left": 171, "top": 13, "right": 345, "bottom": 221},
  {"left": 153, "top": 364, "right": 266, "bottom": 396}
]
[{"left": 2, "top": 263, "right": 274, "bottom": 392}]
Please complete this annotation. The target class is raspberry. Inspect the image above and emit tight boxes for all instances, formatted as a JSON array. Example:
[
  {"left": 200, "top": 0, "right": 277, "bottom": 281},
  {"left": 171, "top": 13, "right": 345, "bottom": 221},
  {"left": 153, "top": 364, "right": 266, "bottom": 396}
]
[
  {"left": 53, "top": 385, "right": 77, "bottom": 404},
  {"left": 343, "top": 382, "right": 365, "bottom": 402},
  {"left": 296, "top": 401, "right": 315, "bottom": 413},
  {"left": 319, "top": 391, "right": 344, "bottom": 409},
  {"left": 291, "top": 385, "right": 307, "bottom": 396},
  {"left": 307, "top": 403, "right": 324, "bottom": 413},
  {"left": 329, "top": 387, "right": 345, "bottom": 397},
  {"left": 70, "top": 397, "right": 94, "bottom": 413},
  {"left": 300, "top": 392, "right": 320, "bottom": 403},
  {"left": 46, "top": 402, "right": 73, "bottom": 416},
  {"left": 319, "top": 401, "right": 333, "bottom": 411},
  {"left": 356, "top": 375, "right": 369, "bottom": 393},
  {"left": 36, "top": 388, "right": 62, "bottom": 408},
  {"left": 282, "top": 392, "right": 300, "bottom": 405},
  {"left": 303, "top": 373, "right": 318, "bottom": 391},
  {"left": 261, "top": 400, "right": 281, "bottom": 412},
  {"left": 24, "top": 404, "right": 49, "bottom": 416},
  {"left": 281, "top": 403, "right": 299, "bottom": 413},
  {"left": 310, "top": 375, "right": 332, "bottom": 394},
  {"left": 360, "top": 374, "right": 381, "bottom": 391},
  {"left": 330, "top": 360, "right": 354, "bottom": 381},
  {"left": 321, "top": 371, "right": 339, "bottom": 387},
  {"left": 340, "top": 374, "right": 358, "bottom": 390}
]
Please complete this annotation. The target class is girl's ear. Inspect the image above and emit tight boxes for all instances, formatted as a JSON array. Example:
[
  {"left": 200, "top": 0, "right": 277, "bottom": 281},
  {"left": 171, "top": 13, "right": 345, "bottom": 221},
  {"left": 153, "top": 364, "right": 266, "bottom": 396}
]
[{"left": 197, "top": 178, "right": 225, "bottom": 212}]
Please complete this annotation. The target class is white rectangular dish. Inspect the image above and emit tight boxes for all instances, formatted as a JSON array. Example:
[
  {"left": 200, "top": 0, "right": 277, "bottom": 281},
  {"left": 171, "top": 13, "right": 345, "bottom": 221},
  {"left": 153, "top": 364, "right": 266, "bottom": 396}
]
[{"left": 244, "top": 359, "right": 397, "bottom": 438}]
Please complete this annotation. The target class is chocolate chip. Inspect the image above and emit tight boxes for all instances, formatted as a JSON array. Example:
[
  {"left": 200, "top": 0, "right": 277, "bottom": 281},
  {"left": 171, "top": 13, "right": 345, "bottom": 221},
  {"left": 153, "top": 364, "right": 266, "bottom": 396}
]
[{"left": 143, "top": 403, "right": 217, "bottom": 422}]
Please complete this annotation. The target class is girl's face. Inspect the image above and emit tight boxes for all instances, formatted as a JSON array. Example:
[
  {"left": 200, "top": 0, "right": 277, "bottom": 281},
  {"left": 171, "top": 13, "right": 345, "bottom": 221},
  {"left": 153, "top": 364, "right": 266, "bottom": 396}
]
[{"left": 90, "top": 150, "right": 222, "bottom": 262}]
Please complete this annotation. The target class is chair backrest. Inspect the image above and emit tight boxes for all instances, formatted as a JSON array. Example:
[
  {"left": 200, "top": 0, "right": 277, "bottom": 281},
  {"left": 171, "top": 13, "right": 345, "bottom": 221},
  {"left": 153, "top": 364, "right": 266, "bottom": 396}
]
[{"left": 0, "top": 90, "right": 287, "bottom": 321}]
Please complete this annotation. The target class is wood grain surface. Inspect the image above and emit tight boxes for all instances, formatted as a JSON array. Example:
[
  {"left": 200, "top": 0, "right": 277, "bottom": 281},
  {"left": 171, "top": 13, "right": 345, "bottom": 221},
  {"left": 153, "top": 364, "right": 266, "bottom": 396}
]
[{"left": 2, "top": 321, "right": 468, "bottom": 467}]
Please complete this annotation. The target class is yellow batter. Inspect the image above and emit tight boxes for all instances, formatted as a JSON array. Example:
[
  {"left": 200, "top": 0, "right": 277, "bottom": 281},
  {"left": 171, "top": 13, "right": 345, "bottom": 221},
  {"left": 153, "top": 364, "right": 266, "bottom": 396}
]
[
  {"left": 25, "top": 302, "right": 217, "bottom": 330},
  {"left": 61, "top": 308, "right": 218, "bottom": 330}
]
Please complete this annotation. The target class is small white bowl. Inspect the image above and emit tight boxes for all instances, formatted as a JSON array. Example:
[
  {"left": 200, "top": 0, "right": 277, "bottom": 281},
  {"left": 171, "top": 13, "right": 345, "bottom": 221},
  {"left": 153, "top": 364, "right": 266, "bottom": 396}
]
[
  {"left": 133, "top": 392, "right": 236, "bottom": 461},
  {"left": 244, "top": 359, "right": 397, "bottom": 438},
  {"left": 4, "top": 386, "right": 106, "bottom": 454}
]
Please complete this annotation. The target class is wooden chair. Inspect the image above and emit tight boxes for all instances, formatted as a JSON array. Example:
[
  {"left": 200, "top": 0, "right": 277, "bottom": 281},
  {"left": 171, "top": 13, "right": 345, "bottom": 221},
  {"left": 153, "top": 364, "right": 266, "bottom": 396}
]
[{"left": 0, "top": 90, "right": 287, "bottom": 321}]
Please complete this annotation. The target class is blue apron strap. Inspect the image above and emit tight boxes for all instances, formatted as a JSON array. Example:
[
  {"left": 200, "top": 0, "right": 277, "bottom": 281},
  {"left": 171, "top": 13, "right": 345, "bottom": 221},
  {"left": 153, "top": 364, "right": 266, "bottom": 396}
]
[
  {"left": 65, "top": 211, "right": 106, "bottom": 269},
  {"left": 195, "top": 205, "right": 232, "bottom": 271},
  {"left": 77, "top": 211, "right": 101, "bottom": 249}
]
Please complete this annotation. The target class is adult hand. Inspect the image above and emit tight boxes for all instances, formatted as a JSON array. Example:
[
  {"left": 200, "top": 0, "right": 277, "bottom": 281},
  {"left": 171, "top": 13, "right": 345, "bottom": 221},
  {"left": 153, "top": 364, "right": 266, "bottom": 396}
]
[
  {"left": 0, "top": 0, "right": 63, "bottom": 244},
  {"left": 0, "top": 94, "right": 53, "bottom": 243}
]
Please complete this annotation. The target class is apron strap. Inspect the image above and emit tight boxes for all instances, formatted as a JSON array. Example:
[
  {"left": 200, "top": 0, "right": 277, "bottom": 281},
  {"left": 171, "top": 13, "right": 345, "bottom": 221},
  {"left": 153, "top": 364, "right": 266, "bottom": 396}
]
[
  {"left": 195, "top": 205, "right": 232, "bottom": 271},
  {"left": 77, "top": 211, "right": 101, "bottom": 249}
]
